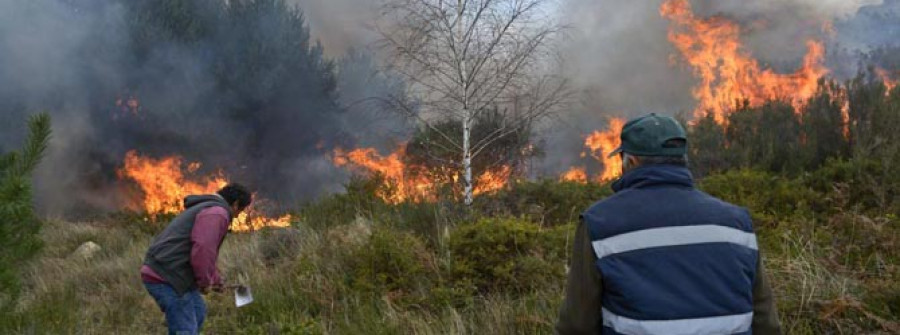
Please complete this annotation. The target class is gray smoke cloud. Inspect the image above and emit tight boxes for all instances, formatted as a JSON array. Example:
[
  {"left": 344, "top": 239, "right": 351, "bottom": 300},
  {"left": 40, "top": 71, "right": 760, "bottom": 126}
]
[
  {"left": 0, "top": 0, "right": 406, "bottom": 217},
  {"left": 0, "top": 0, "right": 129, "bottom": 216},
  {"left": 1, "top": 0, "right": 897, "bottom": 214},
  {"left": 557, "top": 0, "right": 885, "bottom": 116},
  {"left": 288, "top": 0, "right": 382, "bottom": 56},
  {"left": 533, "top": 0, "right": 898, "bottom": 176}
]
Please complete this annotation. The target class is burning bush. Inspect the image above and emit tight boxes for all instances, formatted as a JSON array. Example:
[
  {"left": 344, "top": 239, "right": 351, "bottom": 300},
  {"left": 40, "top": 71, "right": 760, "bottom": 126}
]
[{"left": 117, "top": 151, "right": 292, "bottom": 232}]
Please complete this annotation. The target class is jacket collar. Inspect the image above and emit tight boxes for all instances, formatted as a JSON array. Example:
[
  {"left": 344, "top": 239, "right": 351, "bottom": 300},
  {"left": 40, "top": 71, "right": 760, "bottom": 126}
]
[{"left": 611, "top": 164, "right": 694, "bottom": 192}]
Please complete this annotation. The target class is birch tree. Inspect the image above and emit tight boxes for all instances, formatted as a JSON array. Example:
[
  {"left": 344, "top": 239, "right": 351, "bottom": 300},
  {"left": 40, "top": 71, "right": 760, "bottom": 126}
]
[{"left": 377, "top": 0, "right": 568, "bottom": 205}]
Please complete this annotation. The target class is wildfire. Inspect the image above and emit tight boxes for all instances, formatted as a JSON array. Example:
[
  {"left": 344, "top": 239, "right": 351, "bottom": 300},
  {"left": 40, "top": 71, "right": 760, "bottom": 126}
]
[
  {"left": 118, "top": 150, "right": 291, "bottom": 232},
  {"left": 560, "top": 167, "right": 587, "bottom": 183},
  {"left": 660, "top": 0, "right": 828, "bottom": 123},
  {"left": 119, "top": 151, "right": 227, "bottom": 215},
  {"left": 332, "top": 145, "right": 510, "bottom": 203},
  {"left": 474, "top": 165, "right": 512, "bottom": 195},
  {"left": 558, "top": 118, "right": 625, "bottom": 183},
  {"left": 586, "top": 118, "right": 625, "bottom": 182},
  {"left": 234, "top": 212, "right": 292, "bottom": 232},
  {"left": 332, "top": 146, "right": 434, "bottom": 203},
  {"left": 876, "top": 68, "right": 897, "bottom": 94}
]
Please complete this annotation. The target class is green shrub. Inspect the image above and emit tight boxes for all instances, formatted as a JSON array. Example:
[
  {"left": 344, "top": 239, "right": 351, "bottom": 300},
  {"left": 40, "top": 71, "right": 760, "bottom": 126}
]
[
  {"left": 479, "top": 179, "right": 612, "bottom": 226},
  {"left": 447, "top": 218, "right": 570, "bottom": 295},
  {"left": 0, "top": 114, "right": 50, "bottom": 309},
  {"left": 300, "top": 176, "right": 386, "bottom": 230},
  {"left": 346, "top": 227, "right": 437, "bottom": 306},
  {"left": 698, "top": 169, "right": 819, "bottom": 224},
  {"left": 804, "top": 158, "right": 898, "bottom": 213}
]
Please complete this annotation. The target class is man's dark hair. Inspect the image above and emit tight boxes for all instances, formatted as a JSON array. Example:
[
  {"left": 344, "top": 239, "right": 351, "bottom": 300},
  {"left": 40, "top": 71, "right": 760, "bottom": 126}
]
[{"left": 217, "top": 183, "right": 252, "bottom": 211}]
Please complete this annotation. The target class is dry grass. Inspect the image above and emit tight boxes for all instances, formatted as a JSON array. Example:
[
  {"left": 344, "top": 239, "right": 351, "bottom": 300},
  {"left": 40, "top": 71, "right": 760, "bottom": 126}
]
[{"left": 1, "top": 208, "right": 897, "bottom": 334}]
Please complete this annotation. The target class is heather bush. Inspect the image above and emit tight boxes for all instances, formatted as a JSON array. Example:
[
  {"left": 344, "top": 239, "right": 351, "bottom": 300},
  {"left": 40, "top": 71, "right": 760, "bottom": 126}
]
[
  {"left": 479, "top": 179, "right": 612, "bottom": 226},
  {"left": 698, "top": 169, "right": 820, "bottom": 224},
  {"left": 447, "top": 217, "right": 571, "bottom": 295},
  {"left": 804, "top": 158, "right": 899, "bottom": 213},
  {"left": 345, "top": 227, "right": 438, "bottom": 307}
]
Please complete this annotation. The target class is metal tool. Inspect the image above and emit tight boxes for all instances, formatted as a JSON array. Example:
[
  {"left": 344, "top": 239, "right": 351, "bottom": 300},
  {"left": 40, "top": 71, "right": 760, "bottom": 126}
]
[{"left": 234, "top": 285, "right": 253, "bottom": 307}]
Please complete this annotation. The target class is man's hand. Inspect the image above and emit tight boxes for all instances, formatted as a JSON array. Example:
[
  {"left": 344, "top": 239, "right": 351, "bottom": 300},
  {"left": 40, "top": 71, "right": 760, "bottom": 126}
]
[{"left": 200, "top": 283, "right": 227, "bottom": 295}]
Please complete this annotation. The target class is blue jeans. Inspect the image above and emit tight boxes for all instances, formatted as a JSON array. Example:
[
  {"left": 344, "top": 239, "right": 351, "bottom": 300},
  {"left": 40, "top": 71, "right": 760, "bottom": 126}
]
[{"left": 144, "top": 282, "right": 207, "bottom": 335}]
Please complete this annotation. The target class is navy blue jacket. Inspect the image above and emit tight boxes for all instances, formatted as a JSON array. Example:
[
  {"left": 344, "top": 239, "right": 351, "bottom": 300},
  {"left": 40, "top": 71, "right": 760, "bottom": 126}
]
[{"left": 556, "top": 165, "right": 782, "bottom": 335}]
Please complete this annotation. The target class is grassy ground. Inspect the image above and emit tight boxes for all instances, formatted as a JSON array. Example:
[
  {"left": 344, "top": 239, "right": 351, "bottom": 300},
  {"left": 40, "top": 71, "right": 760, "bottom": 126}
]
[{"left": 1, "top": 169, "right": 898, "bottom": 334}]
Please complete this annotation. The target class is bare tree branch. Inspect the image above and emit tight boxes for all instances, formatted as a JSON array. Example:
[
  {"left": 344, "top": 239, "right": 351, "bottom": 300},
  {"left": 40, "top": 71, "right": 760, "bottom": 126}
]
[{"left": 376, "top": 0, "right": 568, "bottom": 203}]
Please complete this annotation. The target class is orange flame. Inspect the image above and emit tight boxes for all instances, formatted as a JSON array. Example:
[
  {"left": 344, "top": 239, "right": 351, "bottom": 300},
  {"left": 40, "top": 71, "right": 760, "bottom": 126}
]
[
  {"left": 119, "top": 151, "right": 227, "bottom": 215},
  {"left": 660, "top": 0, "right": 828, "bottom": 123},
  {"left": 332, "top": 145, "right": 510, "bottom": 203},
  {"left": 876, "top": 68, "right": 897, "bottom": 94},
  {"left": 474, "top": 165, "right": 512, "bottom": 195},
  {"left": 332, "top": 146, "right": 433, "bottom": 203},
  {"left": 560, "top": 167, "right": 588, "bottom": 183},
  {"left": 585, "top": 118, "right": 625, "bottom": 181},
  {"left": 233, "top": 212, "right": 292, "bottom": 232},
  {"left": 558, "top": 118, "right": 624, "bottom": 183},
  {"left": 119, "top": 150, "right": 291, "bottom": 232}
]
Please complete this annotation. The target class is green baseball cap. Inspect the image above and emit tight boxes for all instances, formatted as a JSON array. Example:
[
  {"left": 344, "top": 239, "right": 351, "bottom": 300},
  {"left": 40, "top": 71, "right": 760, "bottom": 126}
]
[{"left": 608, "top": 113, "right": 688, "bottom": 158}]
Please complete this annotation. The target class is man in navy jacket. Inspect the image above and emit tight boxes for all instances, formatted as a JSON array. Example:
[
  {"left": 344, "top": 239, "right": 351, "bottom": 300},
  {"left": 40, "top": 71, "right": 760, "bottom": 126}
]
[{"left": 556, "top": 114, "right": 781, "bottom": 335}]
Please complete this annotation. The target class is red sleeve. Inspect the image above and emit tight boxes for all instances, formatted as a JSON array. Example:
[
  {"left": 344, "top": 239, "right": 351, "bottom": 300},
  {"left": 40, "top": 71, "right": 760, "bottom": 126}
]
[{"left": 190, "top": 206, "right": 229, "bottom": 289}]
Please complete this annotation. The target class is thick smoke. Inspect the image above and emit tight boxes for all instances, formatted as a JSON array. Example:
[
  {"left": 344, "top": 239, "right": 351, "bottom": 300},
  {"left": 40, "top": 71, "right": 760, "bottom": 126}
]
[
  {"left": 556, "top": 0, "right": 886, "bottom": 116},
  {"left": 1, "top": 0, "right": 897, "bottom": 214},
  {"left": 0, "top": 0, "right": 405, "bottom": 216},
  {"left": 287, "top": 0, "right": 381, "bottom": 56},
  {"left": 533, "top": 0, "right": 898, "bottom": 176}
]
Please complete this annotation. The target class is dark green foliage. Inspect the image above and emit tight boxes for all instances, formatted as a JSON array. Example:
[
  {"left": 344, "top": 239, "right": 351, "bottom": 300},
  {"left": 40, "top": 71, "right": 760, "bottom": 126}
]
[
  {"left": 727, "top": 99, "right": 804, "bottom": 173},
  {"left": 848, "top": 69, "right": 900, "bottom": 157},
  {"left": 346, "top": 228, "right": 436, "bottom": 306},
  {"left": 478, "top": 179, "right": 612, "bottom": 226},
  {"left": 447, "top": 218, "right": 569, "bottom": 295},
  {"left": 0, "top": 114, "right": 50, "bottom": 308},
  {"left": 687, "top": 111, "right": 728, "bottom": 176},
  {"left": 300, "top": 176, "right": 386, "bottom": 230},
  {"left": 698, "top": 169, "right": 819, "bottom": 224},
  {"left": 804, "top": 158, "right": 898, "bottom": 213},
  {"left": 800, "top": 81, "right": 850, "bottom": 168},
  {"left": 688, "top": 73, "right": 897, "bottom": 179}
]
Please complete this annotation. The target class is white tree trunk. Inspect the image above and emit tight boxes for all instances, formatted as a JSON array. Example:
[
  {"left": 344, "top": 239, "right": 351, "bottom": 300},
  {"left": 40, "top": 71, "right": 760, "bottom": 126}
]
[
  {"left": 463, "top": 114, "right": 473, "bottom": 205},
  {"left": 458, "top": 0, "right": 474, "bottom": 206}
]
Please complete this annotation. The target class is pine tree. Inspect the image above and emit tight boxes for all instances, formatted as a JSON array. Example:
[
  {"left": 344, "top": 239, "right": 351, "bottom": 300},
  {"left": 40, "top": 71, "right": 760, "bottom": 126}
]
[{"left": 0, "top": 113, "right": 51, "bottom": 309}]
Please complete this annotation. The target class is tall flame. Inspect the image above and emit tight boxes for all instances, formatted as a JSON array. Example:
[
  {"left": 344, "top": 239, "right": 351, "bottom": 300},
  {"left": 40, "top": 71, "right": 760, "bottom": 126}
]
[
  {"left": 119, "top": 151, "right": 227, "bottom": 215},
  {"left": 558, "top": 118, "right": 625, "bottom": 183},
  {"left": 586, "top": 118, "right": 625, "bottom": 182},
  {"left": 660, "top": 0, "right": 828, "bottom": 123},
  {"left": 118, "top": 150, "right": 291, "bottom": 232},
  {"left": 332, "top": 145, "right": 510, "bottom": 203}
]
